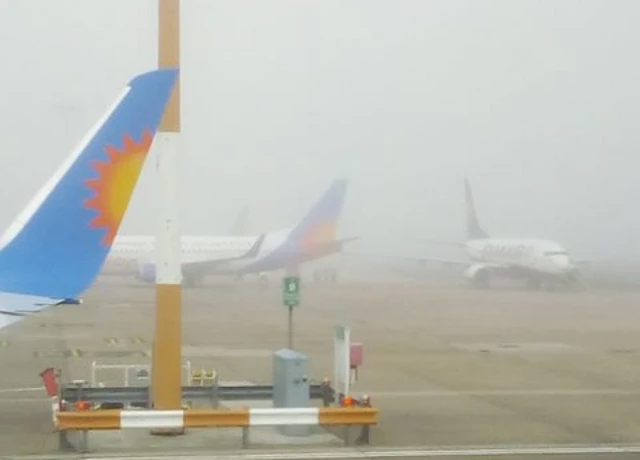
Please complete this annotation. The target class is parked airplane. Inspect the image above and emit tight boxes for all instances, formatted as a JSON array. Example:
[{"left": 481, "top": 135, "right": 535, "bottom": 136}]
[
  {"left": 0, "top": 68, "right": 179, "bottom": 331},
  {"left": 417, "top": 179, "right": 586, "bottom": 290},
  {"left": 102, "top": 179, "right": 356, "bottom": 286}
]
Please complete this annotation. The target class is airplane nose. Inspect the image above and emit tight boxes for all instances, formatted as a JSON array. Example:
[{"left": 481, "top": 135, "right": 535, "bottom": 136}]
[{"left": 554, "top": 258, "right": 578, "bottom": 275}]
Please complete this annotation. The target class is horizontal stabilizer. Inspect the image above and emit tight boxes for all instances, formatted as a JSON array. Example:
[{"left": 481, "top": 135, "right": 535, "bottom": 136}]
[{"left": 419, "top": 238, "right": 467, "bottom": 248}]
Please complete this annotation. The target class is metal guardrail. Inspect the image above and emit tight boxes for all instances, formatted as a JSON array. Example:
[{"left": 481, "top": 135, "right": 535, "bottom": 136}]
[
  {"left": 56, "top": 406, "right": 376, "bottom": 452},
  {"left": 61, "top": 384, "right": 325, "bottom": 406}
]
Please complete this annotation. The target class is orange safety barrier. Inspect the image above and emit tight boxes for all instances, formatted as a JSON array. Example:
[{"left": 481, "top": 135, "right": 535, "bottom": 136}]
[
  {"left": 56, "top": 406, "right": 378, "bottom": 431},
  {"left": 318, "top": 407, "right": 377, "bottom": 425},
  {"left": 57, "top": 410, "right": 121, "bottom": 430},
  {"left": 184, "top": 408, "right": 250, "bottom": 428}
]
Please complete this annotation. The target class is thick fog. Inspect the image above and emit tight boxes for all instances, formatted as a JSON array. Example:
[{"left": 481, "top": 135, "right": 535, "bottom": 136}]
[{"left": 1, "top": 0, "right": 639, "bottom": 260}]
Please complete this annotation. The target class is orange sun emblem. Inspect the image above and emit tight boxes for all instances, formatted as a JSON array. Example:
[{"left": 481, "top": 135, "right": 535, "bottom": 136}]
[
  {"left": 301, "top": 221, "right": 336, "bottom": 248},
  {"left": 85, "top": 130, "right": 154, "bottom": 246}
]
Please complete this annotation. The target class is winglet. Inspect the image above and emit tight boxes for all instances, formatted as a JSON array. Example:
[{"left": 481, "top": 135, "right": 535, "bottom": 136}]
[
  {"left": 243, "top": 233, "right": 266, "bottom": 259},
  {"left": 0, "top": 68, "right": 179, "bottom": 298}
]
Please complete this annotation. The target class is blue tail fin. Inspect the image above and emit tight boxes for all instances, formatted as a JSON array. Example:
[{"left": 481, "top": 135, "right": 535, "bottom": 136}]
[
  {"left": 465, "top": 178, "right": 489, "bottom": 239},
  {"left": 286, "top": 179, "right": 348, "bottom": 248},
  {"left": 0, "top": 69, "right": 179, "bottom": 298}
]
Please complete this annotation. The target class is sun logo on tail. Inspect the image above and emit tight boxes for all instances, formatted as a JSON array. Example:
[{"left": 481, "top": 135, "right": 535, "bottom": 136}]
[
  {"left": 84, "top": 130, "right": 154, "bottom": 246},
  {"left": 300, "top": 221, "right": 337, "bottom": 248}
]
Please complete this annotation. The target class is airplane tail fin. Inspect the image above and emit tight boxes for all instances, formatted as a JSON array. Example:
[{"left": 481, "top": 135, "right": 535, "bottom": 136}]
[
  {"left": 0, "top": 68, "right": 179, "bottom": 298},
  {"left": 465, "top": 178, "right": 489, "bottom": 240},
  {"left": 231, "top": 206, "right": 249, "bottom": 235},
  {"left": 285, "top": 179, "right": 349, "bottom": 248}
]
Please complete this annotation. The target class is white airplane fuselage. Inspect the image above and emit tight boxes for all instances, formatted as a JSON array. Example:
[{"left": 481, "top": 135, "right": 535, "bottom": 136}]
[
  {"left": 102, "top": 233, "right": 284, "bottom": 279},
  {"left": 415, "top": 178, "right": 585, "bottom": 290},
  {"left": 462, "top": 237, "right": 578, "bottom": 287},
  {"left": 101, "top": 179, "right": 352, "bottom": 286}
]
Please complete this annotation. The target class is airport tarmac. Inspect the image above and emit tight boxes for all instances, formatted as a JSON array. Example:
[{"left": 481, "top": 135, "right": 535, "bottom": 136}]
[{"left": 2, "top": 273, "right": 640, "bottom": 458}]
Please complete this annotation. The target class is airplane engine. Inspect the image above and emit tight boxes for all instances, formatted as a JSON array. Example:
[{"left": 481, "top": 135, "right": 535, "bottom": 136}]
[
  {"left": 464, "top": 264, "right": 491, "bottom": 289},
  {"left": 137, "top": 262, "right": 156, "bottom": 283}
]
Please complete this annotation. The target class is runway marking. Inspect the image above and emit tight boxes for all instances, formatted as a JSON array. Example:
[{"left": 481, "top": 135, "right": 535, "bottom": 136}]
[
  {"left": 33, "top": 349, "right": 84, "bottom": 358},
  {"left": 38, "top": 322, "right": 94, "bottom": 328},
  {"left": 0, "top": 386, "right": 43, "bottom": 394},
  {"left": 0, "top": 397, "right": 52, "bottom": 403},
  {"left": 33, "top": 349, "right": 148, "bottom": 359},
  {"left": 357, "top": 388, "right": 640, "bottom": 397},
  {"left": 48, "top": 444, "right": 640, "bottom": 459},
  {"left": 104, "top": 336, "right": 145, "bottom": 346}
]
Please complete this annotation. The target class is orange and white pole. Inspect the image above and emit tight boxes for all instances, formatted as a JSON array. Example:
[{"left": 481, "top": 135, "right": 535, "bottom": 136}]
[{"left": 151, "top": 0, "right": 183, "bottom": 434}]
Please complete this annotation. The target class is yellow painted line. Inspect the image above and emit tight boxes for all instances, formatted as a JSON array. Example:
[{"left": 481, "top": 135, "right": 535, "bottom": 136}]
[{"left": 69, "top": 349, "right": 82, "bottom": 358}]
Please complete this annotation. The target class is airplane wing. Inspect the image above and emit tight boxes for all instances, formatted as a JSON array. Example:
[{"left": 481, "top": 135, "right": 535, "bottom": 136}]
[
  {"left": 342, "top": 250, "right": 470, "bottom": 267},
  {"left": 417, "top": 238, "right": 467, "bottom": 249},
  {"left": 573, "top": 259, "right": 591, "bottom": 265},
  {"left": 0, "top": 293, "right": 66, "bottom": 330},
  {"left": 180, "top": 233, "right": 267, "bottom": 278},
  {"left": 0, "top": 69, "right": 178, "bottom": 333}
]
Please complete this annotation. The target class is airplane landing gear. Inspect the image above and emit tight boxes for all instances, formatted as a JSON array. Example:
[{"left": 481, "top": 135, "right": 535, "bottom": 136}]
[
  {"left": 470, "top": 269, "right": 490, "bottom": 289},
  {"left": 313, "top": 268, "right": 338, "bottom": 284},
  {"left": 526, "top": 277, "right": 541, "bottom": 290}
]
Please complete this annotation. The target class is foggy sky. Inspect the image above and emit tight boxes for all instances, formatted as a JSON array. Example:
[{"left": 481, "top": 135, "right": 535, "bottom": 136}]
[{"left": 0, "top": 0, "right": 639, "bottom": 259}]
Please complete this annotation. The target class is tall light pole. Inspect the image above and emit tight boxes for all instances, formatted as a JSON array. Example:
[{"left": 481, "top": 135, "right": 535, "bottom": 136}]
[{"left": 151, "top": 0, "right": 183, "bottom": 435}]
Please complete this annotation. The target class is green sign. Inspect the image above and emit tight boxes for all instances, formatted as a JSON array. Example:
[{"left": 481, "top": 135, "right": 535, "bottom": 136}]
[{"left": 283, "top": 276, "right": 300, "bottom": 307}]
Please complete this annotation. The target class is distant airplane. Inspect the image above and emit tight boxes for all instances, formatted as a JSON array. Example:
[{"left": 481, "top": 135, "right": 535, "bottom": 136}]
[
  {"left": 0, "top": 68, "right": 178, "bottom": 331},
  {"left": 416, "top": 179, "right": 588, "bottom": 290},
  {"left": 103, "top": 179, "right": 357, "bottom": 287}
]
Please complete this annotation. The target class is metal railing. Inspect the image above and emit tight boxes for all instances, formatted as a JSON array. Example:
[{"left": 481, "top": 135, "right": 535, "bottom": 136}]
[{"left": 61, "top": 383, "right": 325, "bottom": 407}]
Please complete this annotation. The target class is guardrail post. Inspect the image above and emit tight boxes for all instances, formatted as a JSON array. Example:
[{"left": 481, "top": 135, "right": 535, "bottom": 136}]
[
  {"left": 58, "top": 429, "right": 74, "bottom": 452},
  {"left": 212, "top": 374, "right": 219, "bottom": 407},
  {"left": 357, "top": 423, "right": 370, "bottom": 445},
  {"left": 78, "top": 430, "right": 89, "bottom": 453},
  {"left": 241, "top": 426, "right": 249, "bottom": 448},
  {"left": 343, "top": 425, "right": 351, "bottom": 446}
]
